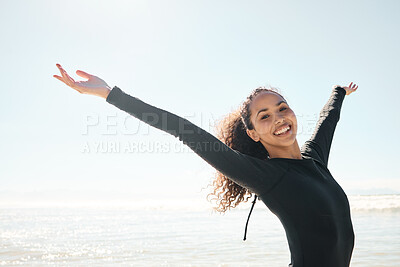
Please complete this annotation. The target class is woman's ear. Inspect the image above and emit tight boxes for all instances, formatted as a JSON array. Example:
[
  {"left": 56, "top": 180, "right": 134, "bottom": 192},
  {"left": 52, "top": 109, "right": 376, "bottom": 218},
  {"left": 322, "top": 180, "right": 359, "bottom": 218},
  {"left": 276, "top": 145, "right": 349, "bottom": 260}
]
[{"left": 246, "top": 129, "right": 260, "bottom": 142}]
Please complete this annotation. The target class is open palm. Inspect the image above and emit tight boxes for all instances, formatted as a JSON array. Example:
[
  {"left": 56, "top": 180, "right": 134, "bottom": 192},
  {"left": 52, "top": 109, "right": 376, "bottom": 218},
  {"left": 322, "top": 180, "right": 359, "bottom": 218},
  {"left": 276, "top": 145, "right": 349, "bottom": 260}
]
[
  {"left": 342, "top": 82, "right": 358, "bottom": 95},
  {"left": 53, "top": 64, "right": 111, "bottom": 97}
]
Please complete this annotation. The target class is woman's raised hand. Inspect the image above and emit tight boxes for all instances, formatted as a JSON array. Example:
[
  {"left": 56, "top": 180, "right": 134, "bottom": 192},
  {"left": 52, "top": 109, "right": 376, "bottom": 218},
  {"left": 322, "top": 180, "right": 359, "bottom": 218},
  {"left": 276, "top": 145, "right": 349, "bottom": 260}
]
[
  {"left": 343, "top": 82, "right": 358, "bottom": 95},
  {"left": 53, "top": 64, "right": 111, "bottom": 99},
  {"left": 333, "top": 82, "right": 358, "bottom": 96}
]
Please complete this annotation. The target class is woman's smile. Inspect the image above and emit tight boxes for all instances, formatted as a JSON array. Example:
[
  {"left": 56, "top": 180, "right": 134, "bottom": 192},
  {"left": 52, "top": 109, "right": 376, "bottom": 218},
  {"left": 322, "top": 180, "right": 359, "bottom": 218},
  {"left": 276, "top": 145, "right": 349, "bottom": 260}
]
[{"left": 273, "top": 124, "right": 292, "bottom": 136}]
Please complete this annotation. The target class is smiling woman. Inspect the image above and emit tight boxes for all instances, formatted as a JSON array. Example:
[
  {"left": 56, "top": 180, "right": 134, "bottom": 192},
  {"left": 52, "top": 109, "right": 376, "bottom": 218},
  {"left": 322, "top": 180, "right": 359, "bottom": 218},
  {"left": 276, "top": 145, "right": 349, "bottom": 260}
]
[
  {"left": 245, "top": 90, "right": 300, "bottom": 159},
  {"left": 53, "top": 63, "right": 358, "bottom": 267}
]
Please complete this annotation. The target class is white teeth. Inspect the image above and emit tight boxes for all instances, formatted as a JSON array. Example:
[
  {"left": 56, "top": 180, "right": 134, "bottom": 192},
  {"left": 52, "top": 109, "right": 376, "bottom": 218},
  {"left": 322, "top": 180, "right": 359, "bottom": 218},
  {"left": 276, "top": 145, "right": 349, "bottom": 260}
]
[{"left": 274, "top": 126, "right": 290, "bottom": 135}]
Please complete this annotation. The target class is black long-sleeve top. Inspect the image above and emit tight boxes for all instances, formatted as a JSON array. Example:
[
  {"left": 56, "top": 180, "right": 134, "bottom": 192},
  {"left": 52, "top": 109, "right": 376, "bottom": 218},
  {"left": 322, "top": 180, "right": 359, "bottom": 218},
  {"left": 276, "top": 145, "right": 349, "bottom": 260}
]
[{"left": 106, "top": 86, "right": 354, "bottom": 267}]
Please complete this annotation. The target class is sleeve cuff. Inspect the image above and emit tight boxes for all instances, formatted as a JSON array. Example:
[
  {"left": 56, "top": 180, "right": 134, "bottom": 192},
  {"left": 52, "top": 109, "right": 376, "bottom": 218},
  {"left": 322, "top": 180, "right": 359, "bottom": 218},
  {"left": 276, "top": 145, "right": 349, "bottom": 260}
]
[
  {"left": 333, "top": 86, "right": 346, "bottom": 96},
  {"left": 106, "top": 86, "right": 123, "bottom": 104}
]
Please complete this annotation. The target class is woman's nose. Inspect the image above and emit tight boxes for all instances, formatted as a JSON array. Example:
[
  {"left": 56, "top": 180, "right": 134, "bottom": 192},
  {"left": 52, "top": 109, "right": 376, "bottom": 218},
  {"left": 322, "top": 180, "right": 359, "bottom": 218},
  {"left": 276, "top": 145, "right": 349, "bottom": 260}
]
[{"left": 275, "top": 116, "right": 285, "bottom": 124}]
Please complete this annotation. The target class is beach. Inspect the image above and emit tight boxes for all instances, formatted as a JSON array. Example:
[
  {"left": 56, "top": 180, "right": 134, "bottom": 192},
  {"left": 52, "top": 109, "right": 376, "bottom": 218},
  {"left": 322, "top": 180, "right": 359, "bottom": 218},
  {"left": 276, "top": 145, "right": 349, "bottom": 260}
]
[{"left": 1, "top": 195, "right": 399, "bottom": 266}]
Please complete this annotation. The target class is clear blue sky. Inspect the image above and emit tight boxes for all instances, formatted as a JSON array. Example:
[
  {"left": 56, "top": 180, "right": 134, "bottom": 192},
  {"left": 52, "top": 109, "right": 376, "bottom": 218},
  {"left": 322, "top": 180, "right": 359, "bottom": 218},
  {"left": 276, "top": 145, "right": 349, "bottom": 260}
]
[{"left": 1, "top": 0, "right": 399, "bottom": 205}]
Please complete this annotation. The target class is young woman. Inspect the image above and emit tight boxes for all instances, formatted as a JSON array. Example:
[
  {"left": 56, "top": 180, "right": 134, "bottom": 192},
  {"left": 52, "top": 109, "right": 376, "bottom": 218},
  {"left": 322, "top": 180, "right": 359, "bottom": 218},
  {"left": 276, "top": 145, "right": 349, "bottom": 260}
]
[{"left": 53, "top": 63, "right": 358, "bottom": 267}]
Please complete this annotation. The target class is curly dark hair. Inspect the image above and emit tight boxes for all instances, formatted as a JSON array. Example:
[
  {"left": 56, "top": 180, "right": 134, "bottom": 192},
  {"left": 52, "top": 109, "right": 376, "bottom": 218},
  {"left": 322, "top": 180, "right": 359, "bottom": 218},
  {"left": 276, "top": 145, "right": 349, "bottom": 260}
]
[{"left": 208, "top": 86, "right": 286, "bottom": 212}]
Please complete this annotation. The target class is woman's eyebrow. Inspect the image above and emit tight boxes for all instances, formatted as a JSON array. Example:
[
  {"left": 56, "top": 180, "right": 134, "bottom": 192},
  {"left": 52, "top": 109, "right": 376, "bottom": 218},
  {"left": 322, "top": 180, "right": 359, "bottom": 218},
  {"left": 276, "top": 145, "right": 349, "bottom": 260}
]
[{"left": 256, "top": 100, "right": 287, "bottom": 117}]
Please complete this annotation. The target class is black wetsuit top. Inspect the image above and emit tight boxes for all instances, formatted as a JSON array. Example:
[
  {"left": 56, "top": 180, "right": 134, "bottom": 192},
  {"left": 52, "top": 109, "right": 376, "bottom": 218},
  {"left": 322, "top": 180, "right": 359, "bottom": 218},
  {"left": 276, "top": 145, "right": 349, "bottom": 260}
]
[{"left": 106, "top": 86, "right": 355, "bottom": 267}]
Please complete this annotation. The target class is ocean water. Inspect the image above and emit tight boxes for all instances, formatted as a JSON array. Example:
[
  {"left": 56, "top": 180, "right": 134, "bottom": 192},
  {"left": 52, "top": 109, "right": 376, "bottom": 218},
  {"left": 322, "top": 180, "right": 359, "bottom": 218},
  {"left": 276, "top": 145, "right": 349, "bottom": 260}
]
[{"left": 0, "top": 195, "right": 399, "bottom": 266}]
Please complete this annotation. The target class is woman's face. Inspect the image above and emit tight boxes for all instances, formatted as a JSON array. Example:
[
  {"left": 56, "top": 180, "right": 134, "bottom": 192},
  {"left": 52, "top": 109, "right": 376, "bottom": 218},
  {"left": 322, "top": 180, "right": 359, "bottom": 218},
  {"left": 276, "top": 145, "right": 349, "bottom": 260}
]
[{"left": 246, "top": 92, "right": 298, "bottom": 150}]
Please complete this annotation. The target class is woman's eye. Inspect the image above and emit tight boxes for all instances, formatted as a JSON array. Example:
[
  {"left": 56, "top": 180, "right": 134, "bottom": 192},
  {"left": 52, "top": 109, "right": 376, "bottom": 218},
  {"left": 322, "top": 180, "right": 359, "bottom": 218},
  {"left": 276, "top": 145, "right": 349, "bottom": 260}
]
[{"left": 261, "top": 107, "right": 287, "bottom": 119}]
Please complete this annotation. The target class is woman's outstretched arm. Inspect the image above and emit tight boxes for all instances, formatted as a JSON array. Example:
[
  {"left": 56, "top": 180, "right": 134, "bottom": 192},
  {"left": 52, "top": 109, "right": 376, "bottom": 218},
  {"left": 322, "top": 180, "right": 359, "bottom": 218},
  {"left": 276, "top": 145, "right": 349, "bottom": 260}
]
[
  {"left": 301, "top": 82, "right": 358, "bottom": 166},
  {"left": 53, "top": 64, "right": 285, "bottom": 194}
]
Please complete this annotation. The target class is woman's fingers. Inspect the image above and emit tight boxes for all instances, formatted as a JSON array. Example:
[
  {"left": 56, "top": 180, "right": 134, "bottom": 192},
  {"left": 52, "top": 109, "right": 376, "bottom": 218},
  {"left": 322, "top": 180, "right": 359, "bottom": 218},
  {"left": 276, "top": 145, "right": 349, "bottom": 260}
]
[
  {"left": 76, "top": 70, "right": 92, "bottom": 79},
  {"left": 63, "top": 70, "right": 75, "bottom": 86},
  {"left": 53, "top": 74, "right": 65, "bottom": 82},
  {"left": 56, "top": 64, "right": 68, "bottom": 76},
  {"left": 341, "top": 82, "right": 359, "bottom": 95},
  {"left": 53, "top": 75, "right": 69, "bottom": 86},
  {"left": 348, "top": 82, "right": 358, "bottom": 90},
  {"left": 56, "top": 64, "right": 69, "bottom": 80},
  {"left": 56, "top": 64, "right": 75, "bottom": 86},
  {"left": 348, "top": 82, "right": 358, "bottom": 95},
  {"left": 54, "top": 64, "right": 84, "bottom": 93}
]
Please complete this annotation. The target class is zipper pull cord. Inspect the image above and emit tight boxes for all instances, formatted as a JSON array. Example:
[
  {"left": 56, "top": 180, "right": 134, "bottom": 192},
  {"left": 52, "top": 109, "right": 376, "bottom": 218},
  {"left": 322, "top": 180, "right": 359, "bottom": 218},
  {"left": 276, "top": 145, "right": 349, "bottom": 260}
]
[{"left": 243, "top": 194, "right": 257, "bottom": 241}]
